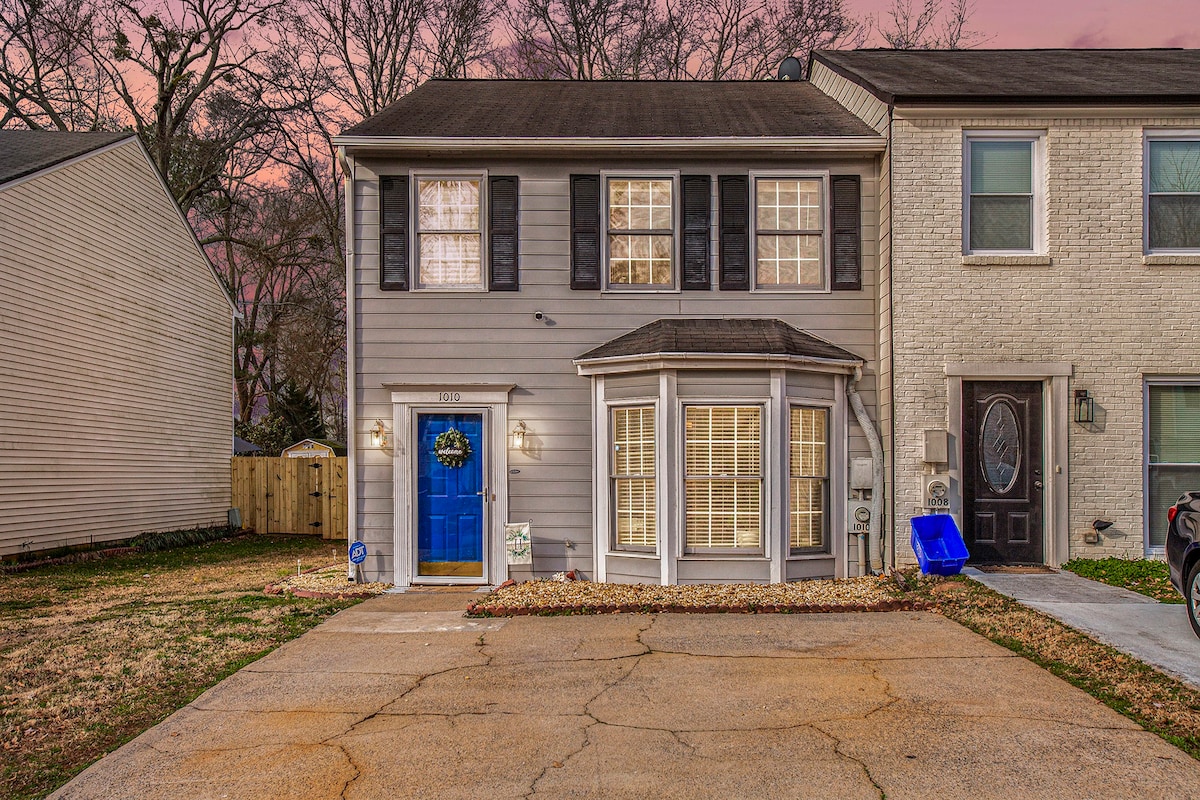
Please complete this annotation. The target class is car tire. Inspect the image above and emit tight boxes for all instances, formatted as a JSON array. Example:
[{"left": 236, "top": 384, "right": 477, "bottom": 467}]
[{"left": 1187, "top": 560, "right": 1200, "bottom": 640}]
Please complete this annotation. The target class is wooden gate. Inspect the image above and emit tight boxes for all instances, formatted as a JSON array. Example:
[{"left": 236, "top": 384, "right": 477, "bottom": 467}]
[{"left": 231, "top": 457, "right": 348, "bottom": 539}]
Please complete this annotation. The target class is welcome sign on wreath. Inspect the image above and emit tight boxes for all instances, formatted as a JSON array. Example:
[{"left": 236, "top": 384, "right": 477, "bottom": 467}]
[{"left": 434, "top": 428, "right": 472, "bottom": 468}]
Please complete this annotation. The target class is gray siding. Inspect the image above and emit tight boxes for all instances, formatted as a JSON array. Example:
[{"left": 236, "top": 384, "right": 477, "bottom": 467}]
[
  {"left": 0, "top": 141, "right": 234, "bottom": 555},
  {"left": 351, "top": 153, "right": 881, "bottom": 582}
]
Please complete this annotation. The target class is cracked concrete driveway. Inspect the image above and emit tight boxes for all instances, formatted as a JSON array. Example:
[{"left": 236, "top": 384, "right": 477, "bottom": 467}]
[{"left": 50, "top": 590, "right": 1200, "bottom": 800}]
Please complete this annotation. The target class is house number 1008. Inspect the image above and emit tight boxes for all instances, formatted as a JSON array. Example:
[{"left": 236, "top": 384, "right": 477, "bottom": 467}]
[{"left": 438, "top": 392, "right": 461, "bottom": 402}]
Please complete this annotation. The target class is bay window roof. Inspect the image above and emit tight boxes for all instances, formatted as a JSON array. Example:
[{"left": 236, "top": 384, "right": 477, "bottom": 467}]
[{"left": 575, "top": 318, "right": 861, "bottom": 367}]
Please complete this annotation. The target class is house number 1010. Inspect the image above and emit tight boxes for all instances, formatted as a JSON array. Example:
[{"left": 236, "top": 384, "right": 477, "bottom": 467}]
[{"left": 438, "top": 392, "right": 461, "bottom": 402}]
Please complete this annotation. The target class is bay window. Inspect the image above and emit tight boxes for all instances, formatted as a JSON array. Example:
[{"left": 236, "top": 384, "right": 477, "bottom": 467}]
[
  {"left": 611, "top": 406, "right": 656, "bottom": 549},
  {"left": 790, "top": 406, "right": 829, "bottom": 552}
]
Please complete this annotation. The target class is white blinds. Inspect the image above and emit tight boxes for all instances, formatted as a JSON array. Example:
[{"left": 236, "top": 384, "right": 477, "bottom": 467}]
[
  {"left": 612, "top": 407, "right": 656, "bottom": 547},
  {"left": 685, "top": 406, "right": 762, "bottom": 549},
  {"left": 790, "top": 407, "right": 828, "bottom": 550}
]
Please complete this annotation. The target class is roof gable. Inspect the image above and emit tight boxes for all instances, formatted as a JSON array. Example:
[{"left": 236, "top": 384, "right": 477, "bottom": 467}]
[
  {"left": 813, "top": 49, "right": 1200, "bottom": 106},
  {"left": 339, "top": 80, "right": 879, "bottom": 140},
  {"left": 0, "top": 131, "right": 132, "bottom": 187}
]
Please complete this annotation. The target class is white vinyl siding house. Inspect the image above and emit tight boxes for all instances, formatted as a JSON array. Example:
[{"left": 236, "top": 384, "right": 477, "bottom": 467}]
[
  {"left": 337, "top": 80, "right": 886, "bottom": 587},
  {"left": 0, "top": 133, "right": 237, "bottom": 557}
]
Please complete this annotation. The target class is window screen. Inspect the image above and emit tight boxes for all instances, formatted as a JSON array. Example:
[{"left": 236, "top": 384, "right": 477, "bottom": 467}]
[
  {"left": 684, "top": 406, "right": 762, "bottom": 549},
  {"left": 1148, "top": 140, "right": 1200, "bottom": 251},
  {"left": 790, "top": 407, "right": 828, "bottom": 551},
  {"left": 612, "top": 406, "right": 656, "bottom": 548},
  {"left": 968, "top": 139, "right": 1034, "bottom": 251}
]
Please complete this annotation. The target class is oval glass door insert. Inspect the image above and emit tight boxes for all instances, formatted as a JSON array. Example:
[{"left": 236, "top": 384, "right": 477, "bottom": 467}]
[{"left": 980, "top": 399, "right": 1021, "bottom": 494}]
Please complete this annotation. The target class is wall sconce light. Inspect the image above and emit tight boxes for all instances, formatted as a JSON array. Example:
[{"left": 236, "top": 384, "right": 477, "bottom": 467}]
[
  {"left": 511, "top": 420, "right": 527, "bottom": 449},
  {"left": 1074, "top": 390, "right": 1095, "bottom": 424},
  {"left": 370, "top": 419, "right": 388, "bottom": 448}
]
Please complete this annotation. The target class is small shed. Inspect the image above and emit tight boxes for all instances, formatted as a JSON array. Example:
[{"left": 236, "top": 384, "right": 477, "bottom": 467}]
[{"left": 281, "top": 439, "right": 347, "bottom": 458}]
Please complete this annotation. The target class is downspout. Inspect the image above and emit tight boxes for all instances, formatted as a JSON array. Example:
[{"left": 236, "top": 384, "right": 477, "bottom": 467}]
[
  {"left": 338, "top": 146, "right": 358, "bottom": 582},
  {"left": 847, "top": 365, "right": 885, "bottom": 572}
]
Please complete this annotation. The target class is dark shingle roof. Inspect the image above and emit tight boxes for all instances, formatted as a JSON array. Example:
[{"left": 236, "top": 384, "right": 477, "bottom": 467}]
[
  {"left": 813, "top": 49, "right": 1200, "bottom": 105},
  {"left": 576, "top": 318, "right": 861, "bottom": 363},
  {"left": 0, "top": 130, "right": 133, "bottom": 186},
  {"left": 340, "top": 80, "right": 879, "bottom": 139}
]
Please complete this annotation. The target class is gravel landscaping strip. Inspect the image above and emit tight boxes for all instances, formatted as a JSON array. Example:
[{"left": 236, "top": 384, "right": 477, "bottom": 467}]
[
  {"left": 467, "top": 575, "right": 916, "bottom": 616},
  {"left": 265, "top": 564, "right": 393, "bottom": 599}
]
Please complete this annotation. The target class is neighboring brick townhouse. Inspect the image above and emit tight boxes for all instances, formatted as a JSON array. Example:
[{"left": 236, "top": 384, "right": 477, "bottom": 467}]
[{"left": 810, "top": 49, "right": 1200, "bottom": 567}]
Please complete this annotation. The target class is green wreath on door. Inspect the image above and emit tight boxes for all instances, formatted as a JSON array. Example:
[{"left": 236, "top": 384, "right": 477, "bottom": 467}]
[{"left": 434, "top": 428, "right": 472, "bottom": 468}]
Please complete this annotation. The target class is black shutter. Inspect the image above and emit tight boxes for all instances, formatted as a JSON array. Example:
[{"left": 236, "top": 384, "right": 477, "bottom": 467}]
[
  {"left": 489, "top": 176, "right": 519, "bottom": 291},
  {"left": 570, "top": 174, "right": 601, "bottom": 290},
  {"left": 718, "top": 175, "right": 749, "bottom": 291},
  {"left": 681, "top": 175, "right": 712, "bottom": 290},
  {"left": 379, "top": 175, "right": 409, "bottom": 291},
  {"left": 830, "top": 175, "right": 862, "bottom": 291}
]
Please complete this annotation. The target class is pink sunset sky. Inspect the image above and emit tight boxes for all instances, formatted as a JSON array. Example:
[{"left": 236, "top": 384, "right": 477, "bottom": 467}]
[{"left": 851, "top": 0, "right": 1200, "bottom": 49}]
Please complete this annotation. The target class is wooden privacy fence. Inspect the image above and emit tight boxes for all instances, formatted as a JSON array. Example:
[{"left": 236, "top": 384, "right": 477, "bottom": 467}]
[{"left": 231, "top": 457, "right": 348, "bottom": 539}]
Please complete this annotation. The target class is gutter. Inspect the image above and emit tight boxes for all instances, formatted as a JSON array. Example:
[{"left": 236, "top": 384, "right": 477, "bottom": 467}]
[{"left": 333, "top": 135, "right": 886, "bottom": 155}]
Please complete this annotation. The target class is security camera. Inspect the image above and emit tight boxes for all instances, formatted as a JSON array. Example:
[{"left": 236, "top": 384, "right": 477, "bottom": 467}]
[{"left": 533, "top": 311, "right": 545, "bottom": 321}]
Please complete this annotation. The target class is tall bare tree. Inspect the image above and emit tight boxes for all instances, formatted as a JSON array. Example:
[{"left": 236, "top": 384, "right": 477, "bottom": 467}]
[
  {"left": 877, "top": 0, "right": 984, "bottom": 49},
  {"left": 0, "top": 0, "right": 114, "bottom": 129}
]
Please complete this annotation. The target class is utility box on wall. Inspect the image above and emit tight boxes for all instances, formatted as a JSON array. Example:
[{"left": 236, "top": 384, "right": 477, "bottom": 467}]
[
  {"left": 849, "top": 458, "right": 874, "bottom": 491},
  {"left": 923, "top": 430, "right": 948, "bottom": 464}
]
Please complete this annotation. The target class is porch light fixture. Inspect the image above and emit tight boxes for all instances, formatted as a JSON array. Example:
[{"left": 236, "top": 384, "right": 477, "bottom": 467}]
[
  {"left": 510, "top": 420, "right": 527, "bottom": 450},
  {"left": 370, "top": 420, "right": 389, "bottom": 448},
  {"left": 1074, "top": 390, "right": 1095, "bottom": 425}
]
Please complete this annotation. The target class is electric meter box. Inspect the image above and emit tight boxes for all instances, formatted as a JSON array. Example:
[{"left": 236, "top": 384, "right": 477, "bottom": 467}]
[
  {"left": 922, "top": 474, "right": 952, "bottom": 511},
  {"left": 848, "top": 500, "right": 872, "bottom": 536},
  {"left": 849, "top": 458, "right": 874, "bottom": 491}
]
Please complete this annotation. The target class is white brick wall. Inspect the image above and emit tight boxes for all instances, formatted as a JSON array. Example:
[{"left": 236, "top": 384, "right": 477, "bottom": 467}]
[{"left": 890, "top": 112, "right": 1200, "bottom": 563}]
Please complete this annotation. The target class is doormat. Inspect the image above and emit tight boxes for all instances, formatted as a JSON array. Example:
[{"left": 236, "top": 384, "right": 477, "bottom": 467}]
[{"left": 974, "top": 565, "right": 1056, "bottom": 574}]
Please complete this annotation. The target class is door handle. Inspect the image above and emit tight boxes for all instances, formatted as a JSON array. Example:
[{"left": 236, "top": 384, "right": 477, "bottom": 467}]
[{"left": 1033, "top": 480, "right": 1043, "bottom": 490}]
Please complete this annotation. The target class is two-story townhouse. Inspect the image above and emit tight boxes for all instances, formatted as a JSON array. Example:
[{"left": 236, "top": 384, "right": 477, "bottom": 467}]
[
  {"left": 335, "top": 81, "right": 888, "bottom": 587},
  {"left": 810, "top": 49, "right": 1200, "bottom": 568}
]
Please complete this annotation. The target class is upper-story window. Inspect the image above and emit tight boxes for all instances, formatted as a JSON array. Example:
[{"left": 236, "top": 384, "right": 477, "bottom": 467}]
[
  {"left": 416, "top": 177, "right": 484, "bottom": 289},
  {"left": 606, "top": 177, "right": 676, "bottom": 289},
  {"left": 964, "top": 134, "right": 1044, "bottom": 254},
  {"left": 1146, "top": 135, "right": 1200, "bottom": 252},
  {"left": 754, "top": 176, "right": 825, "bottom": 289}
]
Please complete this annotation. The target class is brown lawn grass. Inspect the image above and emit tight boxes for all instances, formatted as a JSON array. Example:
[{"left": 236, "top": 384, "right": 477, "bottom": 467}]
[
  {"left": 908, "top": 572, "right": 1200, "bottom": 759},
  {"left": 0, "top": 534, "right": 361, "bottom": 800}
]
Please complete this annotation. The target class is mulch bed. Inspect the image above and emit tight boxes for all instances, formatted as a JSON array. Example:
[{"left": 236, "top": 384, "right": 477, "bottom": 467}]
[{"left": 466, "top": 575, "right": 923, "bottom": 617}]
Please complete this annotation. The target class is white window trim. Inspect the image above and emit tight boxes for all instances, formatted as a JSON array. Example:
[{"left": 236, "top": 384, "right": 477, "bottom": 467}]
[
  {"left": 962, "top": 131, "right": 1047, "bottom": 256},
  {"left": 608, "top": 401, "right": 660, "bottom": 554},
  {"left": 409, "top": 169, "right": 489, "bottom": 292},
  {"left": 1143, "top": 130, "right": 1200, "bottom": 255},
  {"left": 600, "top": 170, "right": 681, "bottom": 293},
  {"left": 1143, "top": 376, "right": 1200, "bottom": 555},
  {"left": 749, "top": 170, "right": 831, "bottom": 293},
  {"left": 788, "top": 400, "right": 834, "bottom": 555},
  {"left": 679, "top": 401, "right": 768, "bottom": 556}
]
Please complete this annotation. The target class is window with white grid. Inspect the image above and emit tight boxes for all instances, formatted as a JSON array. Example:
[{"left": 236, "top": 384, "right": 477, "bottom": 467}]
[
  {"left": 684, "top": 406, "right": 762, "bottom": 549},
  {"left": 790, "top": 406, "right": 828, "bottom": 551},
  {"left": 612, "top": 406, "right": 656, "bottom": 548},
  {"left": 607, "top": 178, "right": 674, "bottom": 287},
  {"left": 755, "top": 178, "right": 824, "bottom": 289},
  {"left": 416, "top": 178, "right": 483, "bottom": 288}
]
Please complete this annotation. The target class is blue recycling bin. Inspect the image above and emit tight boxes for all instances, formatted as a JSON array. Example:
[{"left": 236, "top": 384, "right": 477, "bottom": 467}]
[{"left": 910, "top": 514, "right": 969, "bottom": 576}]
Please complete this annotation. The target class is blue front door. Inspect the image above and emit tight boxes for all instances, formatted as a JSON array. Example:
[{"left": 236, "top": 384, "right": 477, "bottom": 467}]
[{"left": 416, "top": 413, "right": 485, "bottom": 579}]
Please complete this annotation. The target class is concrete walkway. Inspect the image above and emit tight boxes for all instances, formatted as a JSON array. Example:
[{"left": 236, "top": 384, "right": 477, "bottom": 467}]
[
  {"left": 50, "top": 589, "right": 1200, "bottom": 799},
  {"left": 965, "top": 567, "right": 1200, "bottom": 690}
]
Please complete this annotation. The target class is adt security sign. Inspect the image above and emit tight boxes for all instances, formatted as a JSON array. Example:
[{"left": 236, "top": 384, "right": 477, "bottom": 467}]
[{"left": 348, "top": 541, "right": 367, "bottom": 565}]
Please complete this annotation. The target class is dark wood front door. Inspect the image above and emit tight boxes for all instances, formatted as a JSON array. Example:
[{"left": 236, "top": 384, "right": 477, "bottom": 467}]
[{"left": 962, "top": 381, "right": 1044, "bottom": 564}]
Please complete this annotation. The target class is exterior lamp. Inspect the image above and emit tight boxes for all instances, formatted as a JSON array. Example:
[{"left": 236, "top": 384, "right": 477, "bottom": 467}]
[
  {"left": 511, "top": 420, "right": 527, "bottom": 449},
  {"left": 370, "top": 420, "right": 388, "bottom": 448},
  {"left": 1074, "top": 390, "right": 1095, "bottom": 424}
]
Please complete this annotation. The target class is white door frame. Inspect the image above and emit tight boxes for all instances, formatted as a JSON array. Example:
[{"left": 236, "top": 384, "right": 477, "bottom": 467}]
[
  {"left": 387, "top": 384, "right": 513, "bottom": 588},
  {"left": 945, "top": 363, "right": 1071, "bottom": 567}
]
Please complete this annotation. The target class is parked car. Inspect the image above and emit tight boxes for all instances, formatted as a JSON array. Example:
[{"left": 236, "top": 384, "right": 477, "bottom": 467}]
[{"left": 1167, "top": 491, "right": 1200, "bottom": 637}]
